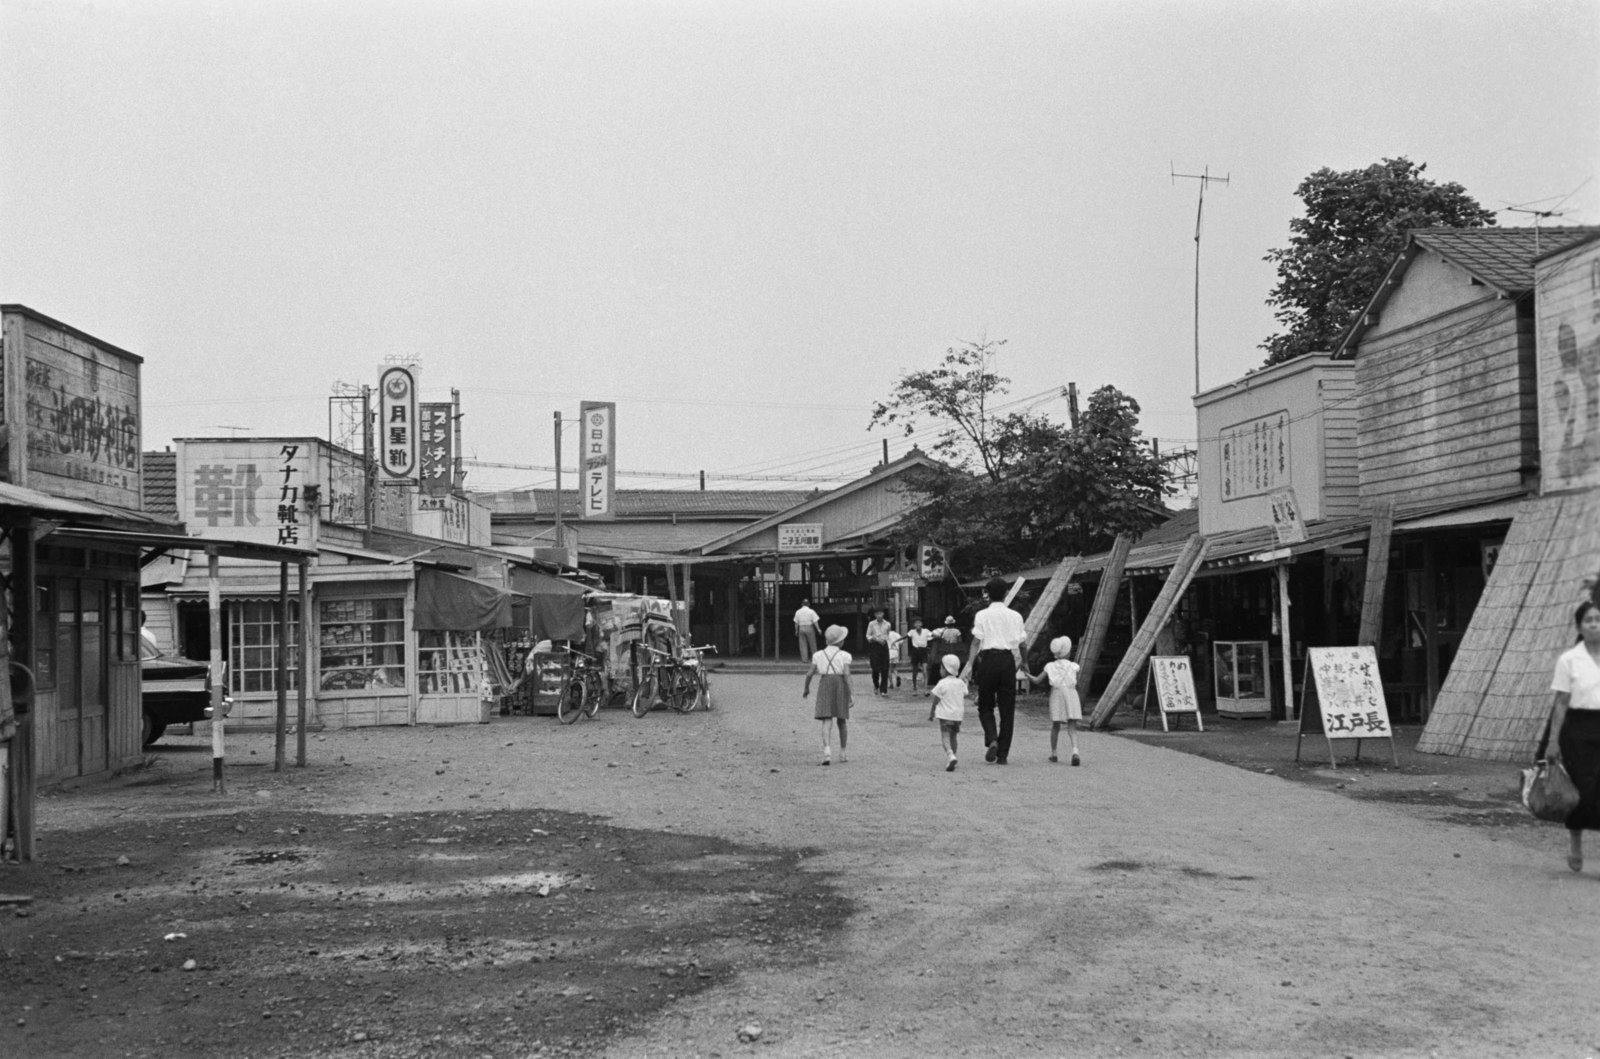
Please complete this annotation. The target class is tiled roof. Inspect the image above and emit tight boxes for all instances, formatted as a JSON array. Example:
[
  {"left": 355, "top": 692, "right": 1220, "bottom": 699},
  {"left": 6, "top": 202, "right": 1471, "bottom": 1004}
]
[
  {"left": 142, "top": 450, "right": 178, "bottom": 519},
  {"left": 472, "top": 488, "right": 814, "bottom": 520},
  {"left": 1411, "top": 226, "right": 1600, "bottom": 293}
]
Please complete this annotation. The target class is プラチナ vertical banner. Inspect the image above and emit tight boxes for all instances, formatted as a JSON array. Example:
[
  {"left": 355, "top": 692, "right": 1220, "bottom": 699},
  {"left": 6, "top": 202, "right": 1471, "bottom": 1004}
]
[
  {"left": 418, "top": 402, "right": 453, "bottom": 497},
  {"left": 378, "top": 366, "right": 418, "bottom": 480},
  {"left": 1142, "top": 656, "right": 1204, "bottom": 732},
  {"left": 1296, "top": 645, "right": 1398, "bottom": 767},
  {"left": 580, "top": 400, "right": 616, "bottom": 520}
]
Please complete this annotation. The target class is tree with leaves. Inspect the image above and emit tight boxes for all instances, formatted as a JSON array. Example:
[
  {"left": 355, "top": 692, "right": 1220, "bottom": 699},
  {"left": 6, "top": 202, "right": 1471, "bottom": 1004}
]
[
  {"left": 1261, "top": 157, "right": 1496, "bottom": 366},
  {"left": 870, "top": 341, "right": 1170, "bottom": 579}
]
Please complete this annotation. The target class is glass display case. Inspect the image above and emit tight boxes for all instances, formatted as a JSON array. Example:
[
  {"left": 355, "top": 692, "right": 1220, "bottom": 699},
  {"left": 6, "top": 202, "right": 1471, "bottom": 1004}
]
[{"left": 1214, "top": 640, "right": 1272, "bottom": 718}]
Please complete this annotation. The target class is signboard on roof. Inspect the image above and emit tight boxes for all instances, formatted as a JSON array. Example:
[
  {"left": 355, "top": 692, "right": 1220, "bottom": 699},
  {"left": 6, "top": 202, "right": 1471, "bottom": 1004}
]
[
  {"left": 777, "top": 522, "right": 823, "bottom": 552},
  {"left": 178, "top": 439, "right": 313, "bottom": 545},
  {"left": 378, "top": 366, "right": 418, "bottom": 480},
  {"left": 580, "top": 400, "right": 616, "bottom": 521},
  {"left": 418, "top": 402, "right": 453, "bottom": 497},
  {"left": 1535, "top": 237, "right": 1600, "bottom": 492},
  {"left": 4, "top": 308, "right": 143, "bottom": 508},
  {"left": 1220, "top": 410, "right": 1290, "bottom": 501}
]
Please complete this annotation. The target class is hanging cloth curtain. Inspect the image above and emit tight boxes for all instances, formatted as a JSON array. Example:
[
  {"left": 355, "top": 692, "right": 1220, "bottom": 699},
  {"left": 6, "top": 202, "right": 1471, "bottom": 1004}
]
[
  {"left": 508, "top": 566, "right": 588, "bottom": 641},
  {"left": 413, "top": 567, "right": 516, "bottom": 632}
]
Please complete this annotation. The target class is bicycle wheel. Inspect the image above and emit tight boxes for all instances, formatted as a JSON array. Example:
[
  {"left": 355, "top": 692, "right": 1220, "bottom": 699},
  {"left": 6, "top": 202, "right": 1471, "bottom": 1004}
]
[
  {"left": 696, "top": 668, "right": 712, "bottom": 711},
  {"left": 556, "top": 673, "right": 583, "bottom": 724},
  {"left": 679, "top": 665, "right": 709, "bottom": 712},
  {"left": 631, "top": 667, "right": 659, "bottom": 717},
  {"left": 582, "top": 670, "right": 604, "bottom": 718},
  {"left": 668, "top": 665, "right": 696, "bottom": 713}
]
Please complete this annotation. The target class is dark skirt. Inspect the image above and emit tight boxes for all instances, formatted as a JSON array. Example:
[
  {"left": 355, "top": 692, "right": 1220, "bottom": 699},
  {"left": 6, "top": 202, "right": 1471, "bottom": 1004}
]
[{"left": 1559, "top": 709, "right": 1600, "bottom": 832}]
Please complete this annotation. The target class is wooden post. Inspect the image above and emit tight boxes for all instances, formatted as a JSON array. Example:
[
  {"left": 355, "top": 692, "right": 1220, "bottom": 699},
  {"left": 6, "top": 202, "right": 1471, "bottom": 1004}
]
[
  {"left": 1076, "top": 535, "right": 1132, "bottom": 697},
  {"left": 207, "top": 548, "right": 225, "bottom": 794},
  {"left": 771, "top": 554, "right": 780, "bottom": 661},
  {"left": 296, "top": 559, "right": 309, "bottom": 768},
  {"left": 10, "top": 520, "right": 35, "bottom": 860},
  {"left": 1357, "top": 500, "right": 1395, "bottom": 646},
  {"left": 274, "top": 563, "right": 288, "bottom": 771},
  {"left": 1276, "top": 563, "right": 1295, "bottom": 722},
  {"left": 1089, "top": 536, "right": 1210, "bottom": 729}
]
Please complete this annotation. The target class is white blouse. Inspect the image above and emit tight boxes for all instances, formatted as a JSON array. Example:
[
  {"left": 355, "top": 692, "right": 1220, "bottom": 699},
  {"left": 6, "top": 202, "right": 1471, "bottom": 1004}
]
[{"left": 1551, "top": 643, "right": 1600, "bottom": 711}]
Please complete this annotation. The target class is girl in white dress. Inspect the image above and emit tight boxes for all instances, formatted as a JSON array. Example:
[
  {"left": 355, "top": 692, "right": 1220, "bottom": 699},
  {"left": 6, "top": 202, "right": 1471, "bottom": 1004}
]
[
  {"left": 802, "top": 625, "right": 854, "bottom": 765},
  {"left": 1028, "top": 635, "right": 1082, "bottom": 765}
]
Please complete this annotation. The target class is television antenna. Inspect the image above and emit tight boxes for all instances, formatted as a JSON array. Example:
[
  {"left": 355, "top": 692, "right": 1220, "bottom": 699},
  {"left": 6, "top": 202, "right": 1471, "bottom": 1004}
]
[
  {"left": 1503, "top": 178, "right": 1592, "bottom": 254},
  {"left": 1172, "top": 164, "right": 1229, "bottom": 394}
]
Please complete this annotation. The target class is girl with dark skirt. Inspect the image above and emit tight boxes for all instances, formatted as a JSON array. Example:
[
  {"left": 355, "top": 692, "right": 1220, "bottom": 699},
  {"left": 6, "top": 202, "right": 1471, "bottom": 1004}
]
[{"left": 1547, "top": 600, "right": 1600, "bottom": 872}]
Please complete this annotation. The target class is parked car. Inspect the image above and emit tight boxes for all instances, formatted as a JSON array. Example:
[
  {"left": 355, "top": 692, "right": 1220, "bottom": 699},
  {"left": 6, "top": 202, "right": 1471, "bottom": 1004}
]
[{"left": 140, "top": 638, "right": 230, "bottom": 746}]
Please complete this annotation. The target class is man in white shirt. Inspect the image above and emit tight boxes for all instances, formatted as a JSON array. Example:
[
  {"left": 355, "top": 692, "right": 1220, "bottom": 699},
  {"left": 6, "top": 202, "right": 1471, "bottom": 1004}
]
[
  {"left": 793, "top": 600, "right": 821, "bottom": 660},
  {"left": 962, "top": 577, "right": 1027, "bottom": 765},
  {"left": 866, "top": 608, "right": 894, "bottom": 695}
]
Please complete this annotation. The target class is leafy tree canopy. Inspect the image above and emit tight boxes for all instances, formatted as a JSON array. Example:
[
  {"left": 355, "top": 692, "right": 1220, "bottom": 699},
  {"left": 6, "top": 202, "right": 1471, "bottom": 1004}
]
[
  {"left": 1260, "top": 157, "right": 1496, "bottom": 366},
  {"left": 870, "top": 342, "right": 1171, "bottom": 579}
]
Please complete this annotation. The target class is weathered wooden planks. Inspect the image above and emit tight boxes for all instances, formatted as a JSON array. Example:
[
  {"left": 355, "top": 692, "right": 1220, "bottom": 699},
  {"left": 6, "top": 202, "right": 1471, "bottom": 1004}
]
[
  {"left": 1088, "top": 536, "right": 1209, "bottom": 729},
  {"left": 1356, "top": 500, "right": 1395, "bottom": 648},
  {"left": 1075, "top": 534, "right": 1131, "bottom": 698},
  {"left": 1020, "top": 556, "right": 1081, "bottom": 657}
]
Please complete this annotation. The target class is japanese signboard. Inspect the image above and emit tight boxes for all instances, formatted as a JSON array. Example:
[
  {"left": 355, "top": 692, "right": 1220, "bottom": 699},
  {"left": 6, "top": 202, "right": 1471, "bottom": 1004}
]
[
  {"left": 179, "top": 440, "right": 313, "bottom": 545},
  {"left": 777, "top": 522, "right": 823, "bottom": 552},
  {"left": 579, "top": 400, "right": 615, "bottom": 521},
  {"left": 919, "top": 543, "right": 947, "bottom": 580},
  {"left": 1304, "top": 646, "right": 1392, "bottom": 738},
  {"left": 418, "top": 402, "right": 453, "bottom": 497},
  {"left": 1220, "top": 410, "right": 1289, "bottom": 501},
  {"left": 5, "top": 309, "right": 142, "bottom": 508},
  {"left": 1143, "top": 656, "right": 1204, "bottom": 732},
  {"left": 1268, "top": 487, "right": 1308, "bottom": 545},
  {"left": 378, "top": 366, "right": 418, "bottom": 480}
]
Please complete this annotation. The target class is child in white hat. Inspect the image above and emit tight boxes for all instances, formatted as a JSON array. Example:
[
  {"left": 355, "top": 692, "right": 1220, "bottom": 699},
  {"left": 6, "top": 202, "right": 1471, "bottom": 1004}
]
[
  {"left": 1027, "top": 635, "right": 1082, "bottom": 765},
  {"left": 927, "top": 653, "right": 968, "bottom": 771}
]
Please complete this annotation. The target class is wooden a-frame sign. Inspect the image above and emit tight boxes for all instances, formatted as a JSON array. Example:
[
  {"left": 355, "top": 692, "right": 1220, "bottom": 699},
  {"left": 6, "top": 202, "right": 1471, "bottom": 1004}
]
[
  {"left": 1142, "top": 656, "right": 1204, "bottom": 732},
  {"left": 1294, "top": 645, "right": 1399, "bottom": 768}
]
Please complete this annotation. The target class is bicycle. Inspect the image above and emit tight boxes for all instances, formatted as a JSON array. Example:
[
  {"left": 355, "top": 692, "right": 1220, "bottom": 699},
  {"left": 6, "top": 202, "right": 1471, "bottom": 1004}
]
[
  {"left": 556, "top": 649, "right": 604, "bottom": 724},
  {"left": 675, "top": 644, "right": 716, "bottom": 712},
  {"left": 630, "top": 644, "right": 683, "bottom": 717}
]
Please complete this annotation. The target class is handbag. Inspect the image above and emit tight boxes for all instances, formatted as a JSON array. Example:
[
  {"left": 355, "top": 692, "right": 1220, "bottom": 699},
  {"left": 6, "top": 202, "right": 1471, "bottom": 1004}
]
[{"left": 1521, "top": 759, "right": 1581, "bottom": 822}]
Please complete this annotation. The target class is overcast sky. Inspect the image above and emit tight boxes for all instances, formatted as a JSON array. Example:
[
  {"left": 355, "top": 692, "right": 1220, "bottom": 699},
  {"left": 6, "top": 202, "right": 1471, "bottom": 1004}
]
[{"left": 4, "top": 0, "right": 1595, "bottom": 495}]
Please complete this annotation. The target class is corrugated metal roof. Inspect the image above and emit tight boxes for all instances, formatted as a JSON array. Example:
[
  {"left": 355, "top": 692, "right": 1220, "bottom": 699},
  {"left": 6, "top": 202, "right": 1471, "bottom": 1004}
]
[
  {"left": 1410, "top": 226, "right": 1600, "bottom": 293},
  {"left": 142, "top": 450, "right": 178, "bottom": 519},
  {"left": 473, "top": 488, "right": 814, "bottom": 519}
]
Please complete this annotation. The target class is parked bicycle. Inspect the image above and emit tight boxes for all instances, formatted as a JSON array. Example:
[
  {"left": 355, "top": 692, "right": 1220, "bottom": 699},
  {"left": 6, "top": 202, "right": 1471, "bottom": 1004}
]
[
  {"left": 675, "top": 644, "right": 716, "bottom": 712},
  {"left": 630, "top": 644, "right": 683, "bottom": 717},
  {"left": 556, "top": 648, "right": 604, "bottom": 724}
]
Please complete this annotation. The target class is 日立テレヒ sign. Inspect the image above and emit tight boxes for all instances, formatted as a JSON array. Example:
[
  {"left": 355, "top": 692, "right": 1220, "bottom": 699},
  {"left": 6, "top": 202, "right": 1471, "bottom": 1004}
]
[{"left": 580, "top": 401, "right": 615, "bottom": 520}]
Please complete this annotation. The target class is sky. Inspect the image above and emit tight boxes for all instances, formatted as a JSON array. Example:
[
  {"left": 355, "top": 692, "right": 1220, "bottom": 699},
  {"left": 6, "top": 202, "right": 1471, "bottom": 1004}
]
[{"left": 3, "top": 0, "right": 1596, "bottom": 496}]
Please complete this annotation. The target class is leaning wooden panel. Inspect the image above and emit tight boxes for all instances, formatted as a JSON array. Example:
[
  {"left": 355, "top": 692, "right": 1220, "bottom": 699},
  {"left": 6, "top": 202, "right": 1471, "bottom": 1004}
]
[
  {"left": 1021, "top": 556, "right": 1081, "bottom": 656},
  {"left": 1355, "top": 500, "right": 1395, "bottom": 648},
  {"left": 1088, "top": 536, "right": 1209, "bottom": 729},
  {"left": 1076, "top": 534, "right": 1132, "bottom": 698},
  {"left": 1417, "top": 495, "right": 1557, "bottom": 755}
]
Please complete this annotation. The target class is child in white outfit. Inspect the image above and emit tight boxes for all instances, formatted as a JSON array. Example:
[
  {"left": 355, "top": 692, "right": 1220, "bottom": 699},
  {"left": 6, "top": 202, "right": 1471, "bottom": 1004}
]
[
  {"left": 1028, "top": 635, "right": 1082, "bottom": 765},
  {"left": 927, "top": 653, "right": 968, "bottom": 771}
]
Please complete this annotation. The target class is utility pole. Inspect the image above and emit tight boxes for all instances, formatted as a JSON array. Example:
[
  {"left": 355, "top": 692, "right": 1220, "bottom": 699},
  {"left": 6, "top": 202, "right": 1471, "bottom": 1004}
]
[
  {"left": 553, "top": 411, "right": 564, "bottom": 553},
  {"left": 1066, "top": 382, "right": 1080, "bottom": 430},
  {"left": 1172, "top": 164, "right": 1229, "bottom": 394}
]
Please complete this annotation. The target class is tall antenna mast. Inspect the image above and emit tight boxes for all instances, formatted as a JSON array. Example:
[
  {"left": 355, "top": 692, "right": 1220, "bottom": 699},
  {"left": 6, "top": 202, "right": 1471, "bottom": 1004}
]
[
  {"left": 1172, "top": 164, "right": 1230, "bottom": 394},
  {"left": 1504, "top": 206, "right": 1569, "bottom": 256}
]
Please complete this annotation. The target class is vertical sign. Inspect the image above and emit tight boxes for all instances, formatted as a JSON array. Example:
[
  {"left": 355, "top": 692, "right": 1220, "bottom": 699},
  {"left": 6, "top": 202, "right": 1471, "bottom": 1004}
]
[
  {"left": 1142, "top": 656, "right": 1203, "bottom": 732},
  {"left": 919, "top": 543, "right": 947, "bottom": 580},
  {"left": 1296, "top": 645, "right": 1398, "bottom": 767},
  {"left": 418, "top": 402, "right": 453, "bottom": 497},
  {"left": 580, "top": 400, "right": 616, "bottom": 520},
  {"left": 274, "top": 443, "right": 304, "bottom": 545},
  {"left": 1268, "top": 487, "right": 1308, "bottom": 545},
  {"left": 1220, "top": 410, "right": 1289, "bottom": 500},
  {"left": 378, "top": 366, "right": 417, "bottom": 480}
]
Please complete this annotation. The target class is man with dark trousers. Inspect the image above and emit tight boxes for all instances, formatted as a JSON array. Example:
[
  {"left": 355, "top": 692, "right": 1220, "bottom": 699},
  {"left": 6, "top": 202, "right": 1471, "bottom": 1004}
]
[{"left": 962, "top": 577, "right": 1027, "bottom": 765}]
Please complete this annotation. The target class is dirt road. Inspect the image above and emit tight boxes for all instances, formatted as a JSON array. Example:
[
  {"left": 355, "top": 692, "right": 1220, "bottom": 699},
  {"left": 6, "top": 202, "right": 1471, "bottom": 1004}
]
[{"left": 5, "top": 673, "right": 1596, "bottom": 1058}]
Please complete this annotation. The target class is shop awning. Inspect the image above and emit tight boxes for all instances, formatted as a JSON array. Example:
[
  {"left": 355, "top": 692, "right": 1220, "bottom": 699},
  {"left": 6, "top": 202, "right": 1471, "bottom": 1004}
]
[
  {"left": 509, "top": 566, "right": 588, "bottom": 641},
  {"left": 414, "top": 567, "right": 517, "bottom": 631}
]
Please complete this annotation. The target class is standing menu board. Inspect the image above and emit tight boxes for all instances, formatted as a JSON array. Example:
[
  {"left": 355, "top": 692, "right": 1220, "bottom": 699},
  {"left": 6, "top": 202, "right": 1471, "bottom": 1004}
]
[
  {"left": 1142, "top": 656, "right": 1204, "bottom": 732},
  {"left": 1295, "top": 646, "right": 1398, "bottom": 767}
]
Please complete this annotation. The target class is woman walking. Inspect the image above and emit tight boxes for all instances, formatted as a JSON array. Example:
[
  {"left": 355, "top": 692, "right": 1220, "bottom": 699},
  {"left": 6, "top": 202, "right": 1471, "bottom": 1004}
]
[
  {"left": 802, "top": 625, "right": 855, "bottom": 765},
  {"left": 1547, "top": 599, "right": 1600, "bottom": 872}
]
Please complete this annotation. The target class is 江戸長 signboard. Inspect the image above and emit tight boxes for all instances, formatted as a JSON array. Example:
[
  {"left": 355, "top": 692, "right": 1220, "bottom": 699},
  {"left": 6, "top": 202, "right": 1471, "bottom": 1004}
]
[
  {"left": 378, "top": 366, "right": 418, "bottom": 480},
  {"left": 580, "top": 401, "right": 615, "bottom": 520}
]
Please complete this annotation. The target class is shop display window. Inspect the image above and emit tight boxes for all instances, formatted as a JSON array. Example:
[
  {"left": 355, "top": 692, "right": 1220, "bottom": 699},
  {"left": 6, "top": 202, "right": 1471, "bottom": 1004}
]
[
  {"left": 1214, "top": 640, "right": 1272, "bottom": 718},
  {"left": 418, "top": 630, "right": 483, "bottom": 695},
  {"left": 318, "top": 597, "right": 405, "bottom": 691},
  {"left": 230, "top": 601, "right": 301, "bottom": 693}
]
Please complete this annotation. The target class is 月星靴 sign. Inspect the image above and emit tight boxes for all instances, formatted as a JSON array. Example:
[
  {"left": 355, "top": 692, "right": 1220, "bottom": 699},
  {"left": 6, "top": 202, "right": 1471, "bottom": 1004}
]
[
  {"left": 580, "top": 401, "right": 616, "bottom": 521},
  {"left": 378, "top": 366, "right": 418, "bottom": 480}
]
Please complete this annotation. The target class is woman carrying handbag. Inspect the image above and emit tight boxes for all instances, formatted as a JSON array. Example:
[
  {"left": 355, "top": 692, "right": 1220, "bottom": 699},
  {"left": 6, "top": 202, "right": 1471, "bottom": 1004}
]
[{"left": 1546, "top": 600, "right": 1600, "bottom": 872}]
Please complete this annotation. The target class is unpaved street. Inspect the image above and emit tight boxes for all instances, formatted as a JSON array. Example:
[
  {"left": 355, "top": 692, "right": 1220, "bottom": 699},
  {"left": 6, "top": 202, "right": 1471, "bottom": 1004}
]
[{"left": 6, "top": 673, "right": 1598, "bottom": 1058}]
